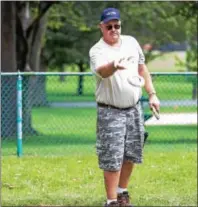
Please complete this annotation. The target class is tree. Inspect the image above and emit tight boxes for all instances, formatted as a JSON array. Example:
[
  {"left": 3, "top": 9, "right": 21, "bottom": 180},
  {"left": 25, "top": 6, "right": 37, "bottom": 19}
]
[
  {"left": 43, "top": 2, "right": 107, "bottom": 94},
  {"left": 43, "top": 2, "right": 190, "bottom": 95},
  {"left": 45, "top": 2, "right": 190, "bottom": 66},
  {"left": 1, "top": 1, "right": 55, "bottom": 137},
  {"left": 1, "top": 2, "right": 17, "bottom": 137},
  {"left": 174, "top": 2, "right": 197, "bottom": 99}
]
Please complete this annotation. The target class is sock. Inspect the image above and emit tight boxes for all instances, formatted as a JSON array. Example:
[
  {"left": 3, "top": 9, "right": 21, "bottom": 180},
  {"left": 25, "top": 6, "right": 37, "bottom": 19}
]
[
  {"left": 117, "top": 187, "right": 128, "bottom": 194},
  {"left": 107, "top": 199, "right": 117, "bottom": 204}
]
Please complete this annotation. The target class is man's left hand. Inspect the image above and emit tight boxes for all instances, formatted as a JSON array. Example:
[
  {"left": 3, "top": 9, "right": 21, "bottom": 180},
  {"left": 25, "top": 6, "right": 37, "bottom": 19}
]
[{"left": 149, "top": 94, "right": 160, "bottom": 112}]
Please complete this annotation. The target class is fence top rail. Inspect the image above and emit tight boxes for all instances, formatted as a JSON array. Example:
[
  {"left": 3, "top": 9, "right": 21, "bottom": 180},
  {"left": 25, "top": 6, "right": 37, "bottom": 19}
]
[
  {"left": 0, "top": 71, "right": 197, "bottom": 76},
  {"left": 1, "top": 72, "right": 93, "bottom": 76}
]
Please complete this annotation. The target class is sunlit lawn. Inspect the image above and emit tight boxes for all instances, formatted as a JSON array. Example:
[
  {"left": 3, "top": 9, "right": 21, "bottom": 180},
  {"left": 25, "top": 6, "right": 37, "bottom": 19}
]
[
  {"left": 2, "top": 52, "right": 197, "bottom": 206},
  {"left": 46, "top": 74, "right": 196, "bottom": 102},
  {"left": 45, "top": 51, "right": 193, "bottom": 103},
  {"left": 2, "top": 107, "right": 197, "bottom": 206}
]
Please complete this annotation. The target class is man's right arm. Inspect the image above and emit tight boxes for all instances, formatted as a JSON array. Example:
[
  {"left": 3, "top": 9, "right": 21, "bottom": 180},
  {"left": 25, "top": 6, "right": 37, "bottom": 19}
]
[
  {"left": 89, "top": 47, "right": 126, "bottom": 78},
  {"left": 89, "top": 47, "right": 117, "bottom": 78},
  {"left": 96, "top": 61, "right": 117, "bottom": 78}
]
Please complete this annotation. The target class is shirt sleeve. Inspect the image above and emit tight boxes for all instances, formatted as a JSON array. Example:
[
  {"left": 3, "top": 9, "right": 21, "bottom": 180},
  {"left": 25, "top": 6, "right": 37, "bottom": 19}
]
[
  {"left": 89, "top": 47, "right": 108, "bottom": 78},
  {"left": 132, "top": 37, "right": 145, "bottom": 64}
]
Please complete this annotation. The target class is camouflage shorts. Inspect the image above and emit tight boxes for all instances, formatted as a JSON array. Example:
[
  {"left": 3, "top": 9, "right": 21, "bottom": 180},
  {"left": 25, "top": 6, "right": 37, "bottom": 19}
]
[{"left": 96, "top": 103, "right": 145, "bottom": 171}]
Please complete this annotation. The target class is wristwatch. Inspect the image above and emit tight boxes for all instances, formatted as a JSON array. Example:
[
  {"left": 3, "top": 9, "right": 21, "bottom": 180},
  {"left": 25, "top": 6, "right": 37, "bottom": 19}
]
[{"left": 148, "top": 91, "right": 156, "bottom": 96}]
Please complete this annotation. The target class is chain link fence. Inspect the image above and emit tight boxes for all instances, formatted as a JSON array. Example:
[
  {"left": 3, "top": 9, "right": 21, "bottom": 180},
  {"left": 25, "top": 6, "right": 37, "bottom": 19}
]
[{"left": 1, "top": 72, "right": 197, "bottom": 156}]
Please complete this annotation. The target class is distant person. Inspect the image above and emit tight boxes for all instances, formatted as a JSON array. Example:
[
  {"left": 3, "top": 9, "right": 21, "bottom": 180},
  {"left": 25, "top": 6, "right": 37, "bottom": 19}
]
[{"left": 89, "top": 7, "right": 160, "bottom": 207}]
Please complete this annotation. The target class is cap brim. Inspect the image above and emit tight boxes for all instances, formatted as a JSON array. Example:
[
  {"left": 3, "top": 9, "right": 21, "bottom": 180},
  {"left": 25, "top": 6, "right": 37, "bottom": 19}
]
[{"left": 102, "top": 17, "right": 120, "bottom": 23}]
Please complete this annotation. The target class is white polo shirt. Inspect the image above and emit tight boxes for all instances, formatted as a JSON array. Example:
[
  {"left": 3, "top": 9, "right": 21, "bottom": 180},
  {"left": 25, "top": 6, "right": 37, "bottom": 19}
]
[{"left": 89, "top": 35, "right": 145, "bottom": 108}]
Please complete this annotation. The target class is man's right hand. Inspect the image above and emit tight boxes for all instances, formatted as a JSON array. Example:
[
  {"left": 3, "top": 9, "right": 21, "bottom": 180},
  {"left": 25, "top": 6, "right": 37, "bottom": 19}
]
[
  {"left": 97, "top": 56, "right": 132, "bottom": 78},
  {"left": 114, "top": 56, "right": 133, "bottom": 70}
]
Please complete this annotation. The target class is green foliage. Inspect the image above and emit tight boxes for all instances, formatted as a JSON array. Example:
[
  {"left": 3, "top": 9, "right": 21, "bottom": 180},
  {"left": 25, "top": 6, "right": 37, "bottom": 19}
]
[
  {"left": 174, "top": 3, "right": 197, "bottom": 72},
  {"left": 185, "top": 41, "right": 197, "bottom": 72},
  {"left": 119, "top": 2, "right": 187, "bottom": 46},
  {"left": 175, "top": 42, "right": 197, "bottom": 72},
  {"left": 43, "top": 2, "right": 106, "bottom": 71},
  {"left": 43, "top": 2, "right": 196, "bottom": 71},
  {"left": 174, "top": 2, "right": 198, "bottom": 19}
]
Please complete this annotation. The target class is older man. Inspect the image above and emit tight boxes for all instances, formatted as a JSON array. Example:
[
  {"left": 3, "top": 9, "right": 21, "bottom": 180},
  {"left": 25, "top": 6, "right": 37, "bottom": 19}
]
[{"left": 89, "top": 8, "right": 160, "bottom": 207}]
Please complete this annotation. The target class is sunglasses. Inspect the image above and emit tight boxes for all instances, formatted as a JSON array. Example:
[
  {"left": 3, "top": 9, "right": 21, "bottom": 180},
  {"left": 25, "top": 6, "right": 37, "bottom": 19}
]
[{"left": 105, "top": 24, "right": 121, "bottom": 30}]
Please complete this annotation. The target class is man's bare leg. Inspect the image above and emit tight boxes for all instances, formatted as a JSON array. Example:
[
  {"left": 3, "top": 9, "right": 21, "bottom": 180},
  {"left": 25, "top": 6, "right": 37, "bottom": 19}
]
[
  {"left": 118, "top": 160, "right": 135, "bottom": 188},
  {"left": 104, "top": 171, "right": 121, "bottom": 199}
]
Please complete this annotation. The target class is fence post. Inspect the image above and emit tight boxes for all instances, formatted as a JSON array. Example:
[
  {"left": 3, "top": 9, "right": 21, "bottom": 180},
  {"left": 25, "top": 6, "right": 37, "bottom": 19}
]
[{"left": 17, "top": 72, "right": 23, "bottom": 157}]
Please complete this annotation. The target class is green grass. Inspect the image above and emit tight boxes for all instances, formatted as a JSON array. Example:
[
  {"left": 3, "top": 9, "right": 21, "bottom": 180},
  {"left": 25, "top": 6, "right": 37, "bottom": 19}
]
[
  {"left": 46, "top": 76, "right": 95, "bottom": 102},
  {"left": 2, "top": 149, "right": 197, "bottom": 206},
  {"left": 149, "top": 75, "right": 196, "bottom": 100},
  {"left": 45, "top": 51, "right": 194, "bottom": 103},
  {"left": 2, "top": 52, "right": 197, "bottom": 206},
  {"left": 2, "top": 147, "right": 197, "bottom": 206},
  {"left": 46, "top": 74, "right": 196, "bottom": 103},
  {"left": 2, "top": 107, "right": 197, "bottom": 156},
  {"left": 2, "top": 106, "right": 197, "bottom": 206}
]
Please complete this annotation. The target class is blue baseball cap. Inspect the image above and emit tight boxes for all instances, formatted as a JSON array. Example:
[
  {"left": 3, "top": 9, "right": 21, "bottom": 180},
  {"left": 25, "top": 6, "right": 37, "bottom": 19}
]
[{"left": 100, "top": 8, "right": 120, "bottom": 23}]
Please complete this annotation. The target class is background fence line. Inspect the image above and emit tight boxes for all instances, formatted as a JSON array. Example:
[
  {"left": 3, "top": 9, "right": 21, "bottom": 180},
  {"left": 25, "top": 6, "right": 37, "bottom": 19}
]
[
  {"left": 1, "top": 71, "right": 197, "bottom": 76},
  {"left": 1, "top": 72, "right": 197, "bottom": 157}
]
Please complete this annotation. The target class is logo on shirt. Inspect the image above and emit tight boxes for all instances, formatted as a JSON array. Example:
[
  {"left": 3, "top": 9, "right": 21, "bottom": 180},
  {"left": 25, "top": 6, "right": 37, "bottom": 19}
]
[{"left": 128, "top": 56, "right": 136, "bottom": 64}]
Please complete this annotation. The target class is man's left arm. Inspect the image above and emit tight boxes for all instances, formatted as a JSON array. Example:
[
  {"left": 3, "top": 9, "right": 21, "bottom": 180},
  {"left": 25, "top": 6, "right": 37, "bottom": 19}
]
[{"left": 138, "top": 64, "right": 160, "bottom": 112}]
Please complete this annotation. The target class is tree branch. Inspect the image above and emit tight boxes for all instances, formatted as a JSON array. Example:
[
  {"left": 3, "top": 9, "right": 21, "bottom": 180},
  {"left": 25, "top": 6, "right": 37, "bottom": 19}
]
[
  {"left": 26, "top": 1, "right": 57, "bottom": 38},
  {"left": 16, "top": 12, "right": 28, "bottom": 71}
]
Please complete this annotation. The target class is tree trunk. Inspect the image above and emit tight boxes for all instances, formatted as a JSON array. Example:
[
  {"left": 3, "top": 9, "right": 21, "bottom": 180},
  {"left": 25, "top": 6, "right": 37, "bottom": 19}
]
[
  {"left": 77, "top": 62, "right": 84, "bottom": 96},
  {"left": 59, "top": 75, "right": 66, "bottom": 82},
  {"left": 1, "top": 77, "right": 17, "bottom": 138},
  {"left": 17, "top": 3, "right": 50, "bottom": 134},
  {"left": 1, "top": 2, "right": 17, "bottom": 138},
  {"left": 29, "top": 7, "right": 48, "bottom": 72},
  {"left": 22, "top": 76, "right": 38, "bottom": 135},
  {"left": 1, "top": 2, "right": 16, "bottom": 72},
  {"left": 15, "top": 2, "right": 37, "bottom": 135},
  {"left": 32, "top": 63, "right": 49, "bottom": 107},
  {"left": 30, "top": 10, "right": 49, "bottom": 107},
  {"left": 1, "top": 2, "right": 53, "bottom": 137},
  {"left": 59, "top": 66, "right": 66, "bottom": 82}
]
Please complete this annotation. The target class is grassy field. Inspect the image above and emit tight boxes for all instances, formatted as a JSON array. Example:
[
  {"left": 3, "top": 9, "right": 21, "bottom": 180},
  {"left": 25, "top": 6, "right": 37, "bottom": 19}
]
[
  {"left": 45, "top": 74, "right": 197, "bottom": 114},
  {"left": 46, "top": 73, "right": 196, "bottom": 103},
  {"left": 2, "top": 149, "right": 197, "bottom": 206},
  {"left": 45, "top": 51, "right": 189, "bottom": 102},
  {"left": 2, "top": 52, "right": 197, "bottom": 206},
  {"left": 2, "top": 107, "right": 197, "bottom": 206},
  {"left": 2, "top": 107, "right": 197, "bottom": 156}
]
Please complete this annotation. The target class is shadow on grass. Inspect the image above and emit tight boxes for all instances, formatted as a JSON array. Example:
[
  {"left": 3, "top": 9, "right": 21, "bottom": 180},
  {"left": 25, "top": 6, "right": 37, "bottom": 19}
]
[
  {"left": 2, "top": 134, "right": 197, "bottom": 148},
  {"left": 2, "top": 136, "right": 196, "bottom": 157},
  {"left": 146, "top": 138, "right": 197, "bottom": 145},
  {"left": 47, "top": 92, "right": 95, "bottom": 102},
  {"left": 2, "top": 133, "right": 95, "bottom": 147},
  {"left": 26, "top": 135, "right": 95, "bottom": 146},
  {"left": 2, "top": 134, "right": 96, "bottom": 156},
  {"left": 2, "top": 125, "right": 196, "bottom": 154}
]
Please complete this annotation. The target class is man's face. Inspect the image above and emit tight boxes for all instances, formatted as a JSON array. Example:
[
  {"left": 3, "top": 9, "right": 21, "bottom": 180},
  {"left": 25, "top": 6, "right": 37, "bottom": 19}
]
[{"left": 100, "top": 20, "right": 121, "bottom": 44}]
